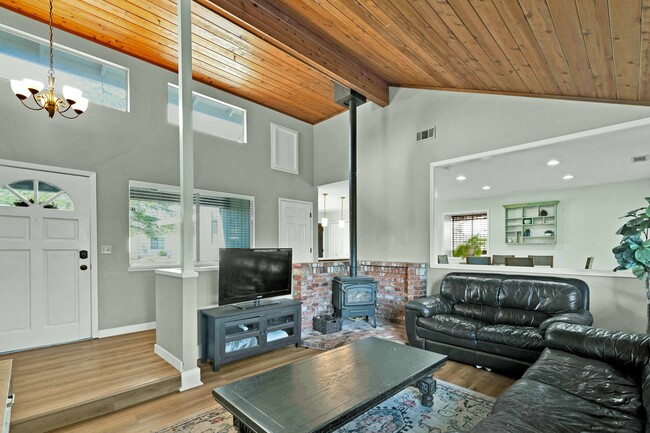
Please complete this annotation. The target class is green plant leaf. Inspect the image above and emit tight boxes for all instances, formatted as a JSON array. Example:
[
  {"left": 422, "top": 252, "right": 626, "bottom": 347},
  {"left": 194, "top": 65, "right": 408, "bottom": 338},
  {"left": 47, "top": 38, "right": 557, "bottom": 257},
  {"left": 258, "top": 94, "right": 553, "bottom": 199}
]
[
  {"left": 632, "top": 264, "right": 650, "bottom": 280},
  {"left": 635, "top": 247, "right": 650, "bottom": 265},
  {"left": 613, "top": 265, "right": 627, "bottom": 272},
  {"left": 617, "top": 224, "right": 639, "bottom": 236},
  {"left": 622, "top": 207, "right": 645, "bottom": 218},
  {"left": 626, "top": 217, "right": 648, "bottom": 227}
]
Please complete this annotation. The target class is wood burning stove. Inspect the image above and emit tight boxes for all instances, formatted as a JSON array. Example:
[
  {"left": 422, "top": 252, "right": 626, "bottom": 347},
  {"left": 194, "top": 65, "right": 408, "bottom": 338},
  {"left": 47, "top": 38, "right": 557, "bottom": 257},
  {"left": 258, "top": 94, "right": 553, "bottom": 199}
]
[{"left": 332, "top": 276, "right": 377, "bottom": 327}]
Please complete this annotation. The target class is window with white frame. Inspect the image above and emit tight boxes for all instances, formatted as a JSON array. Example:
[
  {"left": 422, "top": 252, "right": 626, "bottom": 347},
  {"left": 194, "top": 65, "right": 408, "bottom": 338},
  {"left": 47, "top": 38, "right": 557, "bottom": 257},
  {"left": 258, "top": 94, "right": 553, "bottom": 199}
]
[
  {"left": 443, "top": 211, "right": 488, "bottom": 255},
  {"left": 129, "top": 181, "right": 254, "bottom": 268},
  {"left": 0, "top": 25, "right": 129, "bottom": 112},
  {"left": 167, "top": 83, "right": 246, "bottom": 143}
]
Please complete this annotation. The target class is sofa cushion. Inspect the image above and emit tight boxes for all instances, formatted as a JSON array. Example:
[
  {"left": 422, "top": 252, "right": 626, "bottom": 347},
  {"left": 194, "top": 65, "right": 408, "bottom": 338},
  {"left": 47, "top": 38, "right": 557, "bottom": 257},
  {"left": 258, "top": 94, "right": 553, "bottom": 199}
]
[
  {"left": 417, "top": 327, "right": 477, "bottom": 350},
  {"left": 440, "top": 275, "right": 500, "bottom": 323},
  {"left": 417, "top": 314, "right": 486, "bottom": 340},
  {"left": 476, "top": 325, "right": 544, "bottom": 349},
  {"left": 474, "top": 378, "right": 644, "bottom": 433},
  {"left": 476, "top": 341, "right": 543, "bottom": 363},
  {"left": 496, "top": 279, "right": 583, "bottom": 327},
  {"left": 524, "top": 348, "right": 643, "bottom": 417}
]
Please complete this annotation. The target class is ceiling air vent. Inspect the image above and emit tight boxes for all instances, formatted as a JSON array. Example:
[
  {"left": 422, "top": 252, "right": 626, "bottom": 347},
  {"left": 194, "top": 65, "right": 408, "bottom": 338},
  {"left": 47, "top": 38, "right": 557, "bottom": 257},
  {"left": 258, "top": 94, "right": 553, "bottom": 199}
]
[
  {"left": 416, "top": 127, "right": 436, "bottom": 142},
  {"left": 631, "top": 155, "right": 649, "bottom": 163}
]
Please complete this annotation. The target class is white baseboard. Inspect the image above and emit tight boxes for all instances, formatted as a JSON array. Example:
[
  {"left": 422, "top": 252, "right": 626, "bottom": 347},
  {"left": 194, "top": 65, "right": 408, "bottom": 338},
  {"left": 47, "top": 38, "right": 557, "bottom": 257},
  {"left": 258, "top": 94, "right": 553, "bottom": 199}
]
[
  {"left": 98, "top": 322, "right": 156, "bottom": 338},
  {"left": 154, "top": 344, "right": 183, "bottom": 371},
  {"left": 180, "top": 367, "right": 203, "bottom": 391}
]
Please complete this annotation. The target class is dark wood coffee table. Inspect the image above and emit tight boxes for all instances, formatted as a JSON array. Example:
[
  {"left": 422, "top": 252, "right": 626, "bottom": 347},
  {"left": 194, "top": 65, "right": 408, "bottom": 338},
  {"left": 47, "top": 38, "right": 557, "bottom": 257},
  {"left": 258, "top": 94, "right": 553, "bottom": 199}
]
[{"left": 212, "top": 337, "right": 447, "bottom": 433}]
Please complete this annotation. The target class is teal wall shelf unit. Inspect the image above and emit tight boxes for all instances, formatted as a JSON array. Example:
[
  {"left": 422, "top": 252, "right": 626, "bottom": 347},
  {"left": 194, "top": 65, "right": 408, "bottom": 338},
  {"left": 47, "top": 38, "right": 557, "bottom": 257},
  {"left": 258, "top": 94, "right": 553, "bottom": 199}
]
[{"left": 504, "top": 201, "right": 559, "bottom": 245}]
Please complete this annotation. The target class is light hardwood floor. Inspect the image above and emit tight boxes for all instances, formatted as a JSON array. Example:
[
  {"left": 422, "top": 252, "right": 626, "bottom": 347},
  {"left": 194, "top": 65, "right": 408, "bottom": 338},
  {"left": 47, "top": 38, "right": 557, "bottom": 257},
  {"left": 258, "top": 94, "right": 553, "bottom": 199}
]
[{"left": 4, "top": 330, "right": 516, "bottom": 432}]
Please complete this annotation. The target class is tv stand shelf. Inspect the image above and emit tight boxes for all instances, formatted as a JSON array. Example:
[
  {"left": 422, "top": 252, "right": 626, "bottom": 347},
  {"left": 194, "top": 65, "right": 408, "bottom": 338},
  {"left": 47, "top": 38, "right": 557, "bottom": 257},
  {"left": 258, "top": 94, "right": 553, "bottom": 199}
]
[{"left": 199, "top": 299, "right": 302, "bottom": 372}]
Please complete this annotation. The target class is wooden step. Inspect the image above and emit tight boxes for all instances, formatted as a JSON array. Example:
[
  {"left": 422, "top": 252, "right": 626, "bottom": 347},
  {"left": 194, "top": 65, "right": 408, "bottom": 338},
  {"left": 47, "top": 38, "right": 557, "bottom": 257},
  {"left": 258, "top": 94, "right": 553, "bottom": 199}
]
[{"left": 0, "top": 330, "right": 180, "bottom": 433}]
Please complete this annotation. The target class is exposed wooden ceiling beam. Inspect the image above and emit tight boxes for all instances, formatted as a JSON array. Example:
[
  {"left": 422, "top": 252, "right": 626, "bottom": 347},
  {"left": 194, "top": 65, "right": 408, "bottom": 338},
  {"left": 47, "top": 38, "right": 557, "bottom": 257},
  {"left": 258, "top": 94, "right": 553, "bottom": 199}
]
[{"left": 196, "top": 0, "right": 389, "bottom": 107}]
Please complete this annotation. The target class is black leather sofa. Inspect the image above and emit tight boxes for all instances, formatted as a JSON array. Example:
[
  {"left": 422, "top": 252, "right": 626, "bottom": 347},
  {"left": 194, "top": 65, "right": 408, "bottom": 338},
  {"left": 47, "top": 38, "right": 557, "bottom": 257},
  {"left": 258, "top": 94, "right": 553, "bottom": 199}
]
[
  {"left": 406, "top": 272, "right": 592, "bottom": 375},
  {"left": 471, "top": 323, "right": 650, "bottom": 432}
]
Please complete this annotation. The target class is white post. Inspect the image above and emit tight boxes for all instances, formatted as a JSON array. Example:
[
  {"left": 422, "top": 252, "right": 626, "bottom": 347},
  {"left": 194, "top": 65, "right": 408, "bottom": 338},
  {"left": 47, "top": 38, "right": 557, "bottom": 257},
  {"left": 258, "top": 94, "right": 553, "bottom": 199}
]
[{"left": 178, "top": 0, "right": 195, "bottom": 277}]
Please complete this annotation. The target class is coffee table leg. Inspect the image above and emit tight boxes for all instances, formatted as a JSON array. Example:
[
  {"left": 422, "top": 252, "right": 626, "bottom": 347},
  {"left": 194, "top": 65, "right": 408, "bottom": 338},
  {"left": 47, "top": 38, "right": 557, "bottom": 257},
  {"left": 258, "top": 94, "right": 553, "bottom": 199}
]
[
  {"left": 416, "top": 376, "right": 437, "bottom": 407},
  {"left": 233, "top": 416, "right": 254, "bottom": 433}
]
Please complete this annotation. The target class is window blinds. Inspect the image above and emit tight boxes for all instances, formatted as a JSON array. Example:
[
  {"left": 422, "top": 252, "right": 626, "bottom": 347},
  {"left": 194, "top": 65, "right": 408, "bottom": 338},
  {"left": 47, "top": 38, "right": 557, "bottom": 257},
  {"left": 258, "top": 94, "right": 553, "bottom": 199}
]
[{"left": 451, "top": 213, "right": 488, "bottom": 253}]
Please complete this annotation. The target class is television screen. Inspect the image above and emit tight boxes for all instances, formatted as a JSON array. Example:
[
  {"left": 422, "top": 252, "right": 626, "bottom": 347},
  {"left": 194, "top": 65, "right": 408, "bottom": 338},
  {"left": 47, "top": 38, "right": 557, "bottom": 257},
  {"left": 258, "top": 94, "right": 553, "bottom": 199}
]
[{"left": 218, "top": 248, "right": 292, "bottom": 306}]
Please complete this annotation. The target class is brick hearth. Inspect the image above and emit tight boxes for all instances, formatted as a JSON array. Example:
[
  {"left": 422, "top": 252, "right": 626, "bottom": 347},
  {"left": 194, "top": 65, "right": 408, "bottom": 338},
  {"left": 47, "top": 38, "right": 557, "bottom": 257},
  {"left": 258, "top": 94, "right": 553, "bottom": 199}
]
[{"left": 292, "top": 260, "right": 428, "bottom": 332}]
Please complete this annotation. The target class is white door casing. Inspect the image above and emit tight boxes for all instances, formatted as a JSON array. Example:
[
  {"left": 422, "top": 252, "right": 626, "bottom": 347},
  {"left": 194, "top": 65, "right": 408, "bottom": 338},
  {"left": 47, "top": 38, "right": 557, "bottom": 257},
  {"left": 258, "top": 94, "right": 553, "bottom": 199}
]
[
  {"left": 278, "top": 198, "right": 313, "bottom": 263},
  {"left": 0, "top": 164, "right": 94, "bottom": 353}
]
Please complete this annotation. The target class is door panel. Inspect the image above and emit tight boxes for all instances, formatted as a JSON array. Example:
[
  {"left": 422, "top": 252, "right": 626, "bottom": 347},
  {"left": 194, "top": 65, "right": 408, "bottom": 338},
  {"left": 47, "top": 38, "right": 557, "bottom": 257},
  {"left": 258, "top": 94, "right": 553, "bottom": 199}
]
[
  {"left": 0, "top": 164, "right": 92, "bottom": 353},
  {"left": 0, "top": 250, "right": 30, "bottom": 332},
  {"left": 279, "top": 199, "right": 313, "bottom": 263},
  {"left": 0, "top": 215, "right": 29, "bottom": 239}
]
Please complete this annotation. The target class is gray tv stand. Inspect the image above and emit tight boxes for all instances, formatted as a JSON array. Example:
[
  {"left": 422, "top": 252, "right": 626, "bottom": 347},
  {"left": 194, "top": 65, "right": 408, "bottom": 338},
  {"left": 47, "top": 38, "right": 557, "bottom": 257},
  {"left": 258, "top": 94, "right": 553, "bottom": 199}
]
[{"left": 199, "top": 299, "right": 302, "bottom": 372}]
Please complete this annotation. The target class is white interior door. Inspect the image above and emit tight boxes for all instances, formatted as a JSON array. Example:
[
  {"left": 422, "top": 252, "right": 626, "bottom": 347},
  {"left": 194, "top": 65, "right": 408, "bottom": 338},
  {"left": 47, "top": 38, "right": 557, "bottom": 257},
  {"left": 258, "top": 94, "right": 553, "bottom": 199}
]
[
  {"left": 279, "top": 198, "right": 313, "bottom": 263},
  {"left": 0, "top": 166, "right": 92, "bottom": 353}
]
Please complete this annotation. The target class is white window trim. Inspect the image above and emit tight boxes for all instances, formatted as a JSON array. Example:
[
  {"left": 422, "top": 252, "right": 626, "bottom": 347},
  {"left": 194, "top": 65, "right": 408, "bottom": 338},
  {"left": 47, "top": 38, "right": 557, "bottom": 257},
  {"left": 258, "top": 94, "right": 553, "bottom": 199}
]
[
  {"left": 0, "top": 23, "right": 130, "bottom": 113},
  {"left": 128, "top": 180, "right": 255, "bottom": 271},
  {"left": 270, "top": 123, "right": 299, "bottom": 174},
  {"left": 167, "top": 83, "right": 247, "bottom": 143}
]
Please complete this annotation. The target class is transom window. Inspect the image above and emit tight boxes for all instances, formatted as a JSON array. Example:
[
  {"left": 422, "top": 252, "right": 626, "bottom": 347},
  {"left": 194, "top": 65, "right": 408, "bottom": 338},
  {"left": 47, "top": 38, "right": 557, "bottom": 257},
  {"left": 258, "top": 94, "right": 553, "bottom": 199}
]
[
  {"left": 167, "top": 83, "right": 247, "bottom": 143},
  {"left": 0, "top": 24, "right": 129, "bottom": 112},
  {"left": 0, "top": 179, "right": 74, "bottom": 210},
  {"left": 129, "top": 181, "right": 254, "bottom": 269}
]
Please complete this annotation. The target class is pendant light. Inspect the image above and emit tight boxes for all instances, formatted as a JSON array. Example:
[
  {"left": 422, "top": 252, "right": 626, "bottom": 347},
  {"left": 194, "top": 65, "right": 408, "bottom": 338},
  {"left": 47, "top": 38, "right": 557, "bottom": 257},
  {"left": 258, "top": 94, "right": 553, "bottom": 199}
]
[
  {"left": 10, "top": 0, "right": 89, "bottom": 119},
  {"left": 338, "top": 196, "right": 345, "bottom": 228},
  {"left": 321, "top": 193, "right": 328, "bottom": 227}
]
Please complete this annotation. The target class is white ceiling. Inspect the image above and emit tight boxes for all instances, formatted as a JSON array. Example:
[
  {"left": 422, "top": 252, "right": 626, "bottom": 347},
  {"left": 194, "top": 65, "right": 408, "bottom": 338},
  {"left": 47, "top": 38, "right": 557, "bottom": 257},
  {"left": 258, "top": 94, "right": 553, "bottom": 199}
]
[{"left": 435, "top": 119, "right": 650, "bottom": 201}]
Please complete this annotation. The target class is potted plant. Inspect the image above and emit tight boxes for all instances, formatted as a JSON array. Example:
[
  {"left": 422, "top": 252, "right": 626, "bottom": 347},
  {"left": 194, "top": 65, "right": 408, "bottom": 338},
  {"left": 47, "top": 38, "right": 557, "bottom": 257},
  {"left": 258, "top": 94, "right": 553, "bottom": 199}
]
[
  {"left": 453, "top": 235, "right": 486, "bottom": 261},
  {"left": 612, "top": 197, "right": 650, "bottom": 333}
]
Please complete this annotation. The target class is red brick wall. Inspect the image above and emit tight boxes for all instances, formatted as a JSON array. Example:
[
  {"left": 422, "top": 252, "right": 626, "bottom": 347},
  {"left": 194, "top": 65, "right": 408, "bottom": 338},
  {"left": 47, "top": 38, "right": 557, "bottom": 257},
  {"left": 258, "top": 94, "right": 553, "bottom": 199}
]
[
  {"left": 293, "top": 261, "right": 349, "bottom": 332},
  {"left": 360, "top": 261, "right": 428, "bottom": 324},
  {"left": 293, "top": 260, "right": 427, "bottom": 330}
]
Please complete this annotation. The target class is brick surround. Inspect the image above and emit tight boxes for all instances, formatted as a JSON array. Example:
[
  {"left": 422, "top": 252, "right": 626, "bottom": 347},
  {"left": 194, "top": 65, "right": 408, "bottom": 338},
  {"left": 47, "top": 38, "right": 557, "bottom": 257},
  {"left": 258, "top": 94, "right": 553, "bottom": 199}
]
[{"left": 293, "top": 260, "right": 428, "bottom": 332}]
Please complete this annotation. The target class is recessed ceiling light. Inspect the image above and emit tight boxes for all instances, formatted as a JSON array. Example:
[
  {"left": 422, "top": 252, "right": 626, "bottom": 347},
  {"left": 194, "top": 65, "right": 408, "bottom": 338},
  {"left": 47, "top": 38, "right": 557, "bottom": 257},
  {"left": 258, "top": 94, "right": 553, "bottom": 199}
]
[
  {"left": 563, "top": 174, "right": 574, "bottom": 180},
  {"left": 547, "top": 159, "right": 560, "bottom": 166},
  {"left": 456, "top": 175, "right": 466, "bottom": 181},
  {"left": 482, "top": 185, "right": 491, "bottom": 190}
]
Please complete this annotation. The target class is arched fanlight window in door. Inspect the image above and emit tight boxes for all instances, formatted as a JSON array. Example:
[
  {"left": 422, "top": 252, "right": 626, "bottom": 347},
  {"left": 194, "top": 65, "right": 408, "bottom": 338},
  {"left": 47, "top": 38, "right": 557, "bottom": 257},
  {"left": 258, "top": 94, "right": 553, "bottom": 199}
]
[{"left": 0, "top": 179, "right": 74, "bottom": 210}]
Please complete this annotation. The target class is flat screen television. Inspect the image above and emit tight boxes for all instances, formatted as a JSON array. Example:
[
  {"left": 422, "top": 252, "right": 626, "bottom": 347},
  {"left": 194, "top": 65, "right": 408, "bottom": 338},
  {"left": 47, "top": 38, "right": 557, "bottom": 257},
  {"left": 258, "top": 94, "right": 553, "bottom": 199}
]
[{"left": 218, "top": 248, "right": 292, "bottom": 307}]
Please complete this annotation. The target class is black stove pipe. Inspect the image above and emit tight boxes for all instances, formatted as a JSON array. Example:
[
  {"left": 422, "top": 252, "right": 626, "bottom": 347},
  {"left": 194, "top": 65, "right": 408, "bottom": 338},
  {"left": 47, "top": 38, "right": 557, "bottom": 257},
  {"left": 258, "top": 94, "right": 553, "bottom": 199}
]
[
  {"left": 333, "top": 83, "right": 366, "bottom": 278},
  {"left": 348, "top": 97, "right": 357, "bottom": 278}
]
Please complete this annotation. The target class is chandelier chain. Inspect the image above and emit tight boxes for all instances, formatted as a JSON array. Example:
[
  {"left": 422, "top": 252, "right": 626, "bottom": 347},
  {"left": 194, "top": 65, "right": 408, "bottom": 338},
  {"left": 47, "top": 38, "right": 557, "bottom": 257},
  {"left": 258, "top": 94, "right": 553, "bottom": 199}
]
[{"left": 48, "top": 0, "right": 54, "bottom": 76}]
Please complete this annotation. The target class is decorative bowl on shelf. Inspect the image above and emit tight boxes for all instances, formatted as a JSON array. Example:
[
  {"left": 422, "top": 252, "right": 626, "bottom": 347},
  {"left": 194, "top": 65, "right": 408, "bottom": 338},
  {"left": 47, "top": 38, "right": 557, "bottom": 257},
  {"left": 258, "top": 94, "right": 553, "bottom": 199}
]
[{"left": 544, "top": 230, "right": 554, "bottom": 237}]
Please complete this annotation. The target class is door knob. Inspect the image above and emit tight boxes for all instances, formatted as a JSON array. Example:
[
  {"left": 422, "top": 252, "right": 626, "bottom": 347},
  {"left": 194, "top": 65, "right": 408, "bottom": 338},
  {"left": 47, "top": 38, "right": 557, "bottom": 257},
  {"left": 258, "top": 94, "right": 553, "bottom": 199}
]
[{"left": 80, "top": 265, "right": 88, "bottom": 271}]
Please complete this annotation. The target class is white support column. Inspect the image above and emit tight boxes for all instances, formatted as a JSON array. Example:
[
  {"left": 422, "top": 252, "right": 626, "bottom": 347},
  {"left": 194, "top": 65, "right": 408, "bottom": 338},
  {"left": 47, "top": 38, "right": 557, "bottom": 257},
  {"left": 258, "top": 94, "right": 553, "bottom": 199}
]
[
  {"left": 178, "top": 0, "right": 196, "bottom": 278},
  {"left": 152, "top": 0, "right": 201, "bottom": 392}
]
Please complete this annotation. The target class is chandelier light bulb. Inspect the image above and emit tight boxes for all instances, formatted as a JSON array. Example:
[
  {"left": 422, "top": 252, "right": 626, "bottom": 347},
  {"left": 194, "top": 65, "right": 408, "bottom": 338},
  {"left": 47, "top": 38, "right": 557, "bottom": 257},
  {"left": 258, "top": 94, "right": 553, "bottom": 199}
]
[
  {"left": 62, "top": 85, "right": 83, "bottom": 104},
  {"left": 10, "top": 79, "right": 30, "bottom": 99},
  {"left": 321, "top": 217, "right": 329, "bottom": 227},
  {"left": 23, "top": 78, "right": 44, "bottom": 94}
]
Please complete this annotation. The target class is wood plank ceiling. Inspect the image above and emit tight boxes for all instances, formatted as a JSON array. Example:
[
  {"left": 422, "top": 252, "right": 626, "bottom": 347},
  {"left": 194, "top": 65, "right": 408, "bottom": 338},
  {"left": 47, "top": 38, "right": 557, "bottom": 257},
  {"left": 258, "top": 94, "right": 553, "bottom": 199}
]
[{"left": 1, "top": 0, "right": 649, "bottom": 124}]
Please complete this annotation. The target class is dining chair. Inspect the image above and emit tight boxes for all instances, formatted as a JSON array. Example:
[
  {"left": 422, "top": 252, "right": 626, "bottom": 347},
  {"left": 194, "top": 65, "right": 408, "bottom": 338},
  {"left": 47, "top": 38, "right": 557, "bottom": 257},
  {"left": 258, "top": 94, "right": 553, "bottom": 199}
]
[
  {"left": 504, "top": 257, "right": 535, "bottom": 267},
  {"left": 492, "top": 254, "right": 515, "bottom": 265},
  {"left": 585, "top": 257, "right": 594, "bottom": 269},
  {"left": 437, "top": 254, "right": 449, "bottom": 264},
  {"left": 466, "top": 256, "right": 492, "bottom": 265},
  {"left": 528, "top": 255, "right": 554, "bottom": 267}
]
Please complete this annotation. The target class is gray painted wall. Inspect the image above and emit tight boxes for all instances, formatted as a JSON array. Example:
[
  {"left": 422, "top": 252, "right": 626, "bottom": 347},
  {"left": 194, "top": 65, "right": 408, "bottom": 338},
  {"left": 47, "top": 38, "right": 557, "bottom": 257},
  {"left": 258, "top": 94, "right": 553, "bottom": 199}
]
[
  {"left": 0, "top": 8, "right": 316, "bottom": 330},
  {"left": 314, "top": 87, "right": 650, "bottom": 332}
]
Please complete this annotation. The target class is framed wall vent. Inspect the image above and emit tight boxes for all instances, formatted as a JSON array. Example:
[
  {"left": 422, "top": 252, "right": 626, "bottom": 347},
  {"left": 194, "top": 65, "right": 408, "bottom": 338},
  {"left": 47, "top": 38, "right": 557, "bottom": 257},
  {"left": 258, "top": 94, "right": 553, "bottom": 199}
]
[{"left": 271, "top": 123, "right": 299, "bottom": 174}]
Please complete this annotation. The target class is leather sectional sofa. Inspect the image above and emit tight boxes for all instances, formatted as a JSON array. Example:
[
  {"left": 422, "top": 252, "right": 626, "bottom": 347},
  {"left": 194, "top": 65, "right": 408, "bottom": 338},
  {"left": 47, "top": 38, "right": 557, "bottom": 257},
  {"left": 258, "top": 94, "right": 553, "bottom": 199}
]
[
  {"left": 406, "top": 272, "right": 592, "bottom": 375},
  {"left": 471, "top": 323, "right": 650, "bottom": 432}
]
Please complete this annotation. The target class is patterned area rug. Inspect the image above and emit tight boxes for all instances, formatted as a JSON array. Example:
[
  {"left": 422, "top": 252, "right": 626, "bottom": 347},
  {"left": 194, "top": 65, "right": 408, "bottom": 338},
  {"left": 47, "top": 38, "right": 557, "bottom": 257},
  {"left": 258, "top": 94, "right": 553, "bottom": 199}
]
[
  {"left": 154, "top": 380, "right": 494, "bottom": 433},
  {"left": 301, "top": 319, "right": 408, "bottom": 350}
]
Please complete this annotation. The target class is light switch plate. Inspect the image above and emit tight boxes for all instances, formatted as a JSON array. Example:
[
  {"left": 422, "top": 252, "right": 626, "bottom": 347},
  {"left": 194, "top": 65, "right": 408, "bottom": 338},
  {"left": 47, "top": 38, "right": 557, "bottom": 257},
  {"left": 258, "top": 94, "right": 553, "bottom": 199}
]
[{"left": 101, "top": 245, "right": 112, "bottom": 255}]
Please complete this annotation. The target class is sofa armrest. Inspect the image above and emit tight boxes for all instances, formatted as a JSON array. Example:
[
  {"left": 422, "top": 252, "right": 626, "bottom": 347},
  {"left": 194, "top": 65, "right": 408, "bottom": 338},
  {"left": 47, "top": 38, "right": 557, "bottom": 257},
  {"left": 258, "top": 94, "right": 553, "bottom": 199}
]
[
  {"left": 405, "top": 295, "right": 452, "bottom": 318},
  {"left": 545, "top": 323, "right": 650, "bottom": 376},
  {"left": 539, "top": 311, "right": 593, "bottom": 332}
]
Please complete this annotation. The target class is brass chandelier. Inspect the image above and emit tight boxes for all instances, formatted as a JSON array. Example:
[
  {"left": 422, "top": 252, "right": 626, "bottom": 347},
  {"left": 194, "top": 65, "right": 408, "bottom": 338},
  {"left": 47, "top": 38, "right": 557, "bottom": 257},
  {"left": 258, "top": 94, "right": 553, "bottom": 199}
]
[{"left": 10, "top": 0, "right": 88, "bottom": 119}]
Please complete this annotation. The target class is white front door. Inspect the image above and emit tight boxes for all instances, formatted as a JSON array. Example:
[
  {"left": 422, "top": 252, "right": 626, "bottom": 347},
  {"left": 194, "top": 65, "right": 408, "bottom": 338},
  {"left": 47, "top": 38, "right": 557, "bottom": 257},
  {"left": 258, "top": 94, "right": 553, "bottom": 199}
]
[
  {"left": 279, "top": 198, "right": 313, "bottom": 263},
  {"left": 0, "top": 165, "right": 92, "bottom": 353}
]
